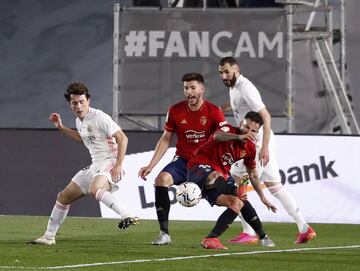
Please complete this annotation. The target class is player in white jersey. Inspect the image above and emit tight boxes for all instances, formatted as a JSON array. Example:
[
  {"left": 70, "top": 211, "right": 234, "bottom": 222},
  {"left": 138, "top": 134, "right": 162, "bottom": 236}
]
[
  {"left": 218, "top": 57, "right": 316, "bottom": 244},
  {"left": 29, "top": 82, "right": 139, "bottom": 245}
]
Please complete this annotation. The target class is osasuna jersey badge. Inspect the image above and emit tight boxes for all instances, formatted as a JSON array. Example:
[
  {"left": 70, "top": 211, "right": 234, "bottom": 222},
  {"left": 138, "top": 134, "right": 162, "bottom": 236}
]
[
  {"left": 222, "top": 152, "right": 234, "bottom": 166},
  {"left": 200, "top": 116, "right": 207, "bottom": 126}
]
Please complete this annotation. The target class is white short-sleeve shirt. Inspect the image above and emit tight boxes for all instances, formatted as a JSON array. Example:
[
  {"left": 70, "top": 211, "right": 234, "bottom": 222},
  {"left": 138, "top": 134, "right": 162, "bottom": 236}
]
[
  {"left": 76, "top": 108, "right": 121, "bottom": 163},
  {"left": 229, "top": 74, "right": 265, "bottom": 126},
  {"left": 229, "top": 75, "right": 280, "bottom": 182}
]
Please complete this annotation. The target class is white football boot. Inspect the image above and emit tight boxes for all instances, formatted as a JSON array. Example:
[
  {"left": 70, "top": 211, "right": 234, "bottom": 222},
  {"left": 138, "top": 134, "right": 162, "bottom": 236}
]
[
  {"left": 28, "top": 234, "right": 56, "bottom": 245},
  {"left": 152, "top": 231, "right": 172, "bottom": 245}
]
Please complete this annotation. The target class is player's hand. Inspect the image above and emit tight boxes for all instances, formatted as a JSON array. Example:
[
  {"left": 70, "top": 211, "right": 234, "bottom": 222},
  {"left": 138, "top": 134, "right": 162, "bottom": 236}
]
[
  {"left": 261, "top": 197, "right": 277, "bottom": 213},
  {"left": 259, "top": 147, "right": 270, "bottom": 166},
  {"left": 111, "top": 164, "right": 124, "bottom": 182},
  {"left": 220, "top": 101, "right": 231, "bottom": 113},
  {"left": 48, "top": 113, "right": 63, "bottom": 129},
  {"left": 238, "top": 133, "right": 255, "bottom": 142},
  {"left": 138, "top": 166, "right": 151, "bottom": 181}
]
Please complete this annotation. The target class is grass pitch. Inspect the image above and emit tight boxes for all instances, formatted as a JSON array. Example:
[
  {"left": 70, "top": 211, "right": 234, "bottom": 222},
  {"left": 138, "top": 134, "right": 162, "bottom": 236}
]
[{"left": 0, "top": 216, "right": 359, "bottom": 270}]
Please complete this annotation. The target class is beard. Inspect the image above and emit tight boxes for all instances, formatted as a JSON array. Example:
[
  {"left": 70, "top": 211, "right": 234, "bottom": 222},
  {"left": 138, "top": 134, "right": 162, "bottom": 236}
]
[
  {"left": 222, "top": 72, "right": 237, "bottom": 87},
  {"left": 187, "top": 95, "right": 199, "bottom": 105}
]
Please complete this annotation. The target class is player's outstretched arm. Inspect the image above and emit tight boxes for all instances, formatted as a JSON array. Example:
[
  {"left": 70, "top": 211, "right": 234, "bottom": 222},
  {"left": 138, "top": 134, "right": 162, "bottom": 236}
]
[
  {"left": 48, "top": 113, "right": 82, "bottom": 142},
  {"left": 247, "top": 167, "right": 277, "bottom": 213},
  {"left": 214, "top": 130, "right": 254, "bottom": 142},
  {"left": 138, "top": 130, "right": 173, "bottom": 181}
]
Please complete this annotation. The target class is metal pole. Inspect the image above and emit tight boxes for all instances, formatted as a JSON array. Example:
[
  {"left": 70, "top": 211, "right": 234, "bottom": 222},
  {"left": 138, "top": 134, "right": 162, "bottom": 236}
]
[
  {"left": 286, "top": 4, "right": 294, "bottom": 133},
  {"left": 113, "top": 3, "right": 120, "bottom": 124},
  {"left": 327, "top": 1, "right": 333, "bottom": 52},
  {"left": 305, "top": 0, "right": 320, "bottom": 31},
  {"left": 203, "top": 0, "right": 207, "bottom": 9},
  {"left": 340, "top": 0, "right": 346, "bottom": 81}
]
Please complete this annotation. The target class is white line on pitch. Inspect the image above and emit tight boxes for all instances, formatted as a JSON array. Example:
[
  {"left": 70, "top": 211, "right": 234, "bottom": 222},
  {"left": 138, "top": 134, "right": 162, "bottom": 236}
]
[{"left": 1, "top": 245, "right": 359, "bottom": 270}]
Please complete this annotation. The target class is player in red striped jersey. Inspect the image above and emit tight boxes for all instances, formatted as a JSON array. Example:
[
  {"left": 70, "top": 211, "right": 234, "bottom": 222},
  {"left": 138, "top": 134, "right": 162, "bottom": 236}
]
[
  {"left": 138, "top": 73, "right": 226, "bottom": 245},
  {"left": 187, "top": 111, "right": 277, "bottom": 249}
]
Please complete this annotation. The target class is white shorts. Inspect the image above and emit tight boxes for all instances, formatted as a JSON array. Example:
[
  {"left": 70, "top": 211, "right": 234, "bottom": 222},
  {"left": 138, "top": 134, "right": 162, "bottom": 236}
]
[
  {"left": 230, "top": 132, "right": 281, "bottom": 183},
  {"left": 72, "top": 159, "right": 119, "bottom": 194}
]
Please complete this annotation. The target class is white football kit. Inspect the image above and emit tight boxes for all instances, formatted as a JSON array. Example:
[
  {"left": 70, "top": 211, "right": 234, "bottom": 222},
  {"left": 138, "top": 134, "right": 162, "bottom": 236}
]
[
  {"left": 229, "top": 75, "right": 281, "bottom": 183},
  {"left": 72, "top": 107, "right": 121, "bottom": 193}
]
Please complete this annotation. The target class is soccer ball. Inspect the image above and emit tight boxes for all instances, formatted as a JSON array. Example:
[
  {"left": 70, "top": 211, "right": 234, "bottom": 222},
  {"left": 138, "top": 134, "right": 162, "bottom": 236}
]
[{"left": 176, "top": 182, "right": 202, "bottom": 207}]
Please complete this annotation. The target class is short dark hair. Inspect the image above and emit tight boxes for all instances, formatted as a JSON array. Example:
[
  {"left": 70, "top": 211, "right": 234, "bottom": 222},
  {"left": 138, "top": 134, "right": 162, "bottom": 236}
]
[
  {"left": 181, "top": 72, "right": 204, "bottom": 84},
  {"left": 244, "top": 111, "right": 263, "bottom": 127},
  {"left": 219, "top": 57, "right": 238, "bottom": 67},
  {"left": 64, "top": 82, "right": 90, "bottom": 102}
]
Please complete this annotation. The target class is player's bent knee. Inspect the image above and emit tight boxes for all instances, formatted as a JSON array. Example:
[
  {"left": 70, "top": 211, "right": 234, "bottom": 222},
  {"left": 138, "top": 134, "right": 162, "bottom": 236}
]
[
  {"left": 89, "top": 186, "right": 107, "bottom": 198},
  {"left": 228, "top": 196, "right": 243, "bottom": 214},
  {"left": 89, "top": 189, "right": 97, "bottom": 198},
  {"left": 154, "top": 172, "right": 173, "bottom": 187},
  {"left": 89, "top": 184, "right": 100, "bottom": 197},
  {"left": 57, "top": 191, "right": 72, "bottom": 205},
  {"left": 56, "top": 192, "right": 63, "bottom": 202},
  {"left": 264, "top": 182, "right": 283, "bottom": 194},
  {"left": 89, "top": 178, "right": 111, "bottom": 197},
  {"left": 57, "top": 182, "right": 86, "bottom": 204}
]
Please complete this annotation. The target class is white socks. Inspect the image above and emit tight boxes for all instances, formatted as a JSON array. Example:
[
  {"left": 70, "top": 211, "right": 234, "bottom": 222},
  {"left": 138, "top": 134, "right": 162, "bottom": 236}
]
[
  {"left": 268, "top": 184, "right": 308, "bottom": 233},
  {"left": 44, "top": 189, "right": 131, "bottom": 238},
  {"left": 238, "top": 213, "right": 256, "bottom": 236},
  {"left": 238, "top": 183, "right": 309, "bottom": 235},
  {"left": 95, "top": 189, "right": 131, "bottom": 218},
  {"left": 45, "top": 200, "right": 70, "bottom": 237}
]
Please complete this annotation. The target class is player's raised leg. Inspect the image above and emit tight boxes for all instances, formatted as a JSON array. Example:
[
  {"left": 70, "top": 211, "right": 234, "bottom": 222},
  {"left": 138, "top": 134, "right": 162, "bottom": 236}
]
[
  {"left": 265, "top": 181, "right": 316, "bottom": 244},
  {"left": 90, "top": 174, "right": 139, "bottom": 230}
]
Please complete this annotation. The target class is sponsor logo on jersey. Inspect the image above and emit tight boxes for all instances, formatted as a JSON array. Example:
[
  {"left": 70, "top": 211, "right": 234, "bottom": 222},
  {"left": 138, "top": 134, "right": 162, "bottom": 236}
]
[
  {"left": 87, "top": 125, "right": 93, "bottom": 133},
  {"left": 185, "top": 130, "right": 206, "bottom": 143},
  {"left": 200, "top": 116, "right": 207, "bottom": 126},
  {"left": 180, "top": 119, "right": 187, "bottom": 124}
]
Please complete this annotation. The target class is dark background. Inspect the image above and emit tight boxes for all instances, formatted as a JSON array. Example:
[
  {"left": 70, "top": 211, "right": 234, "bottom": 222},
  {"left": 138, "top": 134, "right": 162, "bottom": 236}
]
[
  {"left": 0, "top": 129, "right": 162, "bottom": 216},
  {"left": 0, "top": 0, "right": 360, "bottom": 133}
]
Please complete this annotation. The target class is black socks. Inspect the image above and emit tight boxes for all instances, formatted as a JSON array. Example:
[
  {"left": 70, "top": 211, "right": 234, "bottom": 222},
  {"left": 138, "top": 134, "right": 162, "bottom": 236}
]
[
  {"left": 155, "top": 186, "right": 170, "bottom": 234},
  {"left": 207, "top": 208, "right": 238, "bottom": 238},
  {"left": 240, "top": 200, "right": 266, "bottom": 239}
]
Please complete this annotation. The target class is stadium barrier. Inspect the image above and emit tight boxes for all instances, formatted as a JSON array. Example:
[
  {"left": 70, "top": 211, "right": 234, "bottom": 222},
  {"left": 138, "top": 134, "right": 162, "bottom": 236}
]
[
  {"left": 102, "top": 133, "right": 360, "bottom": 224},
  {"left": 2, "top": 129, "right": 357, "bottom": 224}
]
